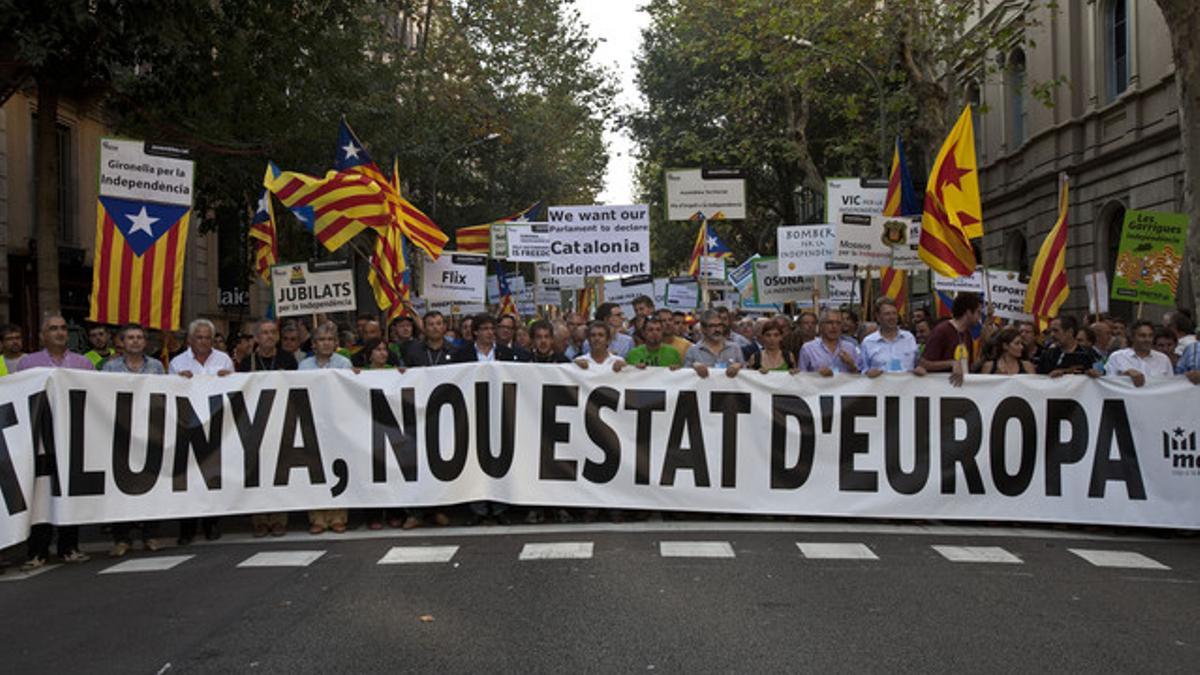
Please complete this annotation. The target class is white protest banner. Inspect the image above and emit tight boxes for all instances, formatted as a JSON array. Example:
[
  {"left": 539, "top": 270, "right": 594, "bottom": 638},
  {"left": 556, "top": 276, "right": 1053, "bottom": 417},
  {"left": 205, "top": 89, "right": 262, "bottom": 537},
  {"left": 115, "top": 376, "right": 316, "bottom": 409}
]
[
  {"left": 505, "top": 223, "right": 552, "bottom": 262},
  {"left": 3, "top": 366, "right": 1198, "bottom": 549},
  {"left": 833, "top": 214, "right": 923, "bottom": 269},
  {"left": 826, "top": 177, "right": 887, "bottom": 224},
  {"left": 777, "top": 224, "right": 850, "bottom": 276},
  {"left": 1086, "top": 271, "right": 1110, "bottom": 315},
  {"left": 271, "top": 261, "right": 356, "bottom": 317},
  {"left": 666, "top": 276, "right": 699, "bottom": 308},
  {"left": 489, "top": 222, "right": 509, "bottom": 260},
  {"left": 752, "top": 257, "right": 816, "bottom": 304},
  {"left": 536, "top": 261, "right": 584, "bottom": 291},
  {"left": 486, "top": 273, "right": 525, "bottom": 304},
  {"left": 986, "top": 270, "right": 1032, "bottom": 322},
  {"left": 603, "top": 274, "right": 656, "bottom": 306},
  {"left": 534, "top": 283, "right": 563, "bottom": 305},
  {"left": 824, "top": 274, "right": 861, "bottom": 306},
  {"left": 546, "top": 204, "right": 651, "bottom": 277},
  {"left": 665, "top": 168, "right": 746, "bottom": 221},
  {"left": 934, "top": 268, "right": 986, "bottom": 293},
  {"left": 698, "top": 256, "right": 727, "bottom": 281},
  {"left": 99, "top": 138, "right": 195, "bottom": 206},
  {"left": 421, "top": 252, "right": 487, "bottom": 303},
  {"left": 654, "top": 277, "right": 670, "bottom": 306}
]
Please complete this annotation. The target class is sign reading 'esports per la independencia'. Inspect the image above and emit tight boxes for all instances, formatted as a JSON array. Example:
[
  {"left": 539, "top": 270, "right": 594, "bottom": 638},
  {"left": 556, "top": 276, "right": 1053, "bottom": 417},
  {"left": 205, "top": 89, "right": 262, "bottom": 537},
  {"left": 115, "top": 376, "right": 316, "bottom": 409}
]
[{"left": 0, "top": 366, "right": 1197, "bottom": 549}]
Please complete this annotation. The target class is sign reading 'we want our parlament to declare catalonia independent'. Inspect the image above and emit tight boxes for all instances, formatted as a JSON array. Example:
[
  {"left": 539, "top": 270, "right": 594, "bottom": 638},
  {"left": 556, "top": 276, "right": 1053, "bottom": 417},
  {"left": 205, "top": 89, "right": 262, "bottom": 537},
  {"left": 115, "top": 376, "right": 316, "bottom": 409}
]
[
  {"left": 546, "top": 205, "right": 651, "bottom": 278},
  {"left": 271, "top": 261, "right": 356, "bottom": 317}
]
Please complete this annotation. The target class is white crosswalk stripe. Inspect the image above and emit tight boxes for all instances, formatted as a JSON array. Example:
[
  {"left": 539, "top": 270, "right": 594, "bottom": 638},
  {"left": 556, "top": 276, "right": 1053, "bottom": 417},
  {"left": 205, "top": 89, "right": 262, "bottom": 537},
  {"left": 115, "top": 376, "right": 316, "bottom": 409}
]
[
  {"left": 1068, "top": 548, "right": 1170, "bottom": 570},
  {"left": 237, "top": 550, "right": 326, "bottom": 568},
  {"left": 100, "top": 555, "right": 194, "bottom": 575},
  {"left": 659, "top": 541, "right": 736, "bottom": 558},
  {"left": 796, "top": 542, "right": 878, "bottom": 560},
  {"left": 932, "top": 545, "right": 1022, "bottom": 564},
  {"left": 377, "top": 546, "right": 459, "bottom": 564},
  {"left": 518, "top": 542, "right": 594, "bottom": 560},
  {"left": 0, "top": 564, "right": 61, "bottom": 582}
]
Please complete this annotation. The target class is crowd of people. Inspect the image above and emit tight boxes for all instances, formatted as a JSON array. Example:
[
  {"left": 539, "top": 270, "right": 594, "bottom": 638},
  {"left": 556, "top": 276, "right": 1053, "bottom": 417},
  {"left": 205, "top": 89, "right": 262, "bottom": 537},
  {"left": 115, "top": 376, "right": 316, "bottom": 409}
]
[{"left": 2, "top": 292, "right": 1198, "bottom": 570}]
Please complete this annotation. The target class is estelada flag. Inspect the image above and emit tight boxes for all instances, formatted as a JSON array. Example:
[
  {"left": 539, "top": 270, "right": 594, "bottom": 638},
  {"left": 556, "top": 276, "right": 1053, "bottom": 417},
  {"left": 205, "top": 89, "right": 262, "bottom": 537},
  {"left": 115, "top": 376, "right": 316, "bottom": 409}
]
[
  {"left": 249, "top": 175, "right": 278, "bottom": 282},
  {"left": 918, "top": 105, "right": 983, "bottom": 277},
  {"left": 88, "top": 197, "right": 191, "bottom": 330}
]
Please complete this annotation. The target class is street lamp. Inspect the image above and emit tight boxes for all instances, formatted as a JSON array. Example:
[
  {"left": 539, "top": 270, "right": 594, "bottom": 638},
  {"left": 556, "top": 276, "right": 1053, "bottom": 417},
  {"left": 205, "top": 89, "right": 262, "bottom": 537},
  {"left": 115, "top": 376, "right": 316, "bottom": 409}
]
[
  {"left": 789, "top": 36, "right": 888, "bottom": 177},
  {"left": 430, "top": 132, "right": 502, "bottom": 218}
]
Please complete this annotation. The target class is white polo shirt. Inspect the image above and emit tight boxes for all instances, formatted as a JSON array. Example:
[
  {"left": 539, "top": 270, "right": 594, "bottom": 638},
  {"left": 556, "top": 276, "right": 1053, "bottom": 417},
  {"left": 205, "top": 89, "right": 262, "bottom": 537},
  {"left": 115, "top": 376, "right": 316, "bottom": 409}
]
[
  {"left": 169, "top": 348, "right": 235, "bottom": 375},
  {"left": 1104, "top": 348, "right": 1173, "bottom": 378}
]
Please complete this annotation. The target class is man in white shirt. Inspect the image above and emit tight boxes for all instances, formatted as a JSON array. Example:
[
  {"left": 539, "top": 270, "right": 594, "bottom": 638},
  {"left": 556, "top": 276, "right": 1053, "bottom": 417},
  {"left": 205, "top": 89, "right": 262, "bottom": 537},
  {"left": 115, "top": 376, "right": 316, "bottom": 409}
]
[
  {"left": 1105, "top": 319, "right": 1174, "bottom": 387},
  {"left": 169, "top": 318, "right": 235, "bottom": 376},
  {"left": 575, "top": 321, "right": 626, "bottom": 372},
  {"left": 583, "top": 303, "right": 634, "bottom": 357},
  {"left": 859, "top": 297, "right": 922, "bottom": 376}
]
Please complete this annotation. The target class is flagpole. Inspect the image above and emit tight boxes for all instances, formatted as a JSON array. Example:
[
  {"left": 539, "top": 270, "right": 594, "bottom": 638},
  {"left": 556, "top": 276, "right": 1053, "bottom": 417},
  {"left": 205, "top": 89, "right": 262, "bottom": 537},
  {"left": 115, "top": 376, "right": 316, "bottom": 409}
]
[{"left": 700, "top": 217, "right": 710, "bottom": 311}]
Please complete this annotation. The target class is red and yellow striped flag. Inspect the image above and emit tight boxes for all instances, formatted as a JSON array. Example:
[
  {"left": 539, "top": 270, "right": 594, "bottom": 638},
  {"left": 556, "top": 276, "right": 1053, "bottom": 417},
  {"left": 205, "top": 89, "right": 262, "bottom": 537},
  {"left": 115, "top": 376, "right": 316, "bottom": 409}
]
[
  {"left": 88, "top": 197, "right": 190, "bottom": 330},
  {"left": 368, "top": 165, "right": 413, "bottom": 322},
  {"left": 1024, "top": 174, "right": 1070, "bottom": 327},
  {"left": 455, "top": 223, "right": 491, "bottom": 253},
  {"left": 265, "top": 165, "right": 391, "bottom": 252},
  {"left": 918, "top": 105, "right": 983, "bottom": 277},
  {"left": 249, "top": 176, "right": 278, "bottom": 281},
  {"left": 880, "top": 138, "right": 919, "bottom": 316}
]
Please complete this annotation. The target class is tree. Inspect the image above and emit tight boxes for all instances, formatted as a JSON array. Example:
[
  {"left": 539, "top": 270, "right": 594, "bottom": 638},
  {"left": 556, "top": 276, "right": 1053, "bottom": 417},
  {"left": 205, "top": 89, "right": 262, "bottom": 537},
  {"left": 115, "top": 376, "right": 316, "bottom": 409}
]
[{"left": 1153, "top": 1, "right": 1200, "bottom": 311}]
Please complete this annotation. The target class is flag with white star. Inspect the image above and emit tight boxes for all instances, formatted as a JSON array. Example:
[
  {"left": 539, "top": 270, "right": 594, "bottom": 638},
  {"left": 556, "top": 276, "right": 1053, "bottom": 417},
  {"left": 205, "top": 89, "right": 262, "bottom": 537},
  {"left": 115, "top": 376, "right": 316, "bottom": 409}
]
[
  {"left": 87, "top": 195, "right": 192, "bottom": 330},
  {"left": 249, "top": 168, "right": 279, "bottom": 282}
]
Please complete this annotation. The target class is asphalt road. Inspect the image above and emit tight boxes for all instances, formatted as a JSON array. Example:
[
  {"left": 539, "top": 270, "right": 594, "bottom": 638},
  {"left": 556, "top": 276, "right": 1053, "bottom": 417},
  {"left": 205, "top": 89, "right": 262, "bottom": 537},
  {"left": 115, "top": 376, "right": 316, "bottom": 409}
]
[{"left": 2, "top": 521, "right": 1197, "bottom": 674}]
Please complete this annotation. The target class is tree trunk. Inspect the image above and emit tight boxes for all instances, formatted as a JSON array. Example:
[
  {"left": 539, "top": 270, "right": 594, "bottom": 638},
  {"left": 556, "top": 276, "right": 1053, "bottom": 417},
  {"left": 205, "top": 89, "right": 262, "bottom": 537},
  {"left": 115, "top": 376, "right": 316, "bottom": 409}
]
[
  {"left": 1156, "top": 1, "right": 1200, "bottom": 312},
  {"left": 34, "top": 80, "right": 61, "bottom": 318}
]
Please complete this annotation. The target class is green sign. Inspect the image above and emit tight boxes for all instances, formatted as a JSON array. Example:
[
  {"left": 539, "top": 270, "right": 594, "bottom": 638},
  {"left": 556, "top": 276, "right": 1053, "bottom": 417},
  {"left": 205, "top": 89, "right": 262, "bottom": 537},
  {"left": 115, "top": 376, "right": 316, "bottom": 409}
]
[{"left": 1111, "top": 210, "right": 1188, "bottom": 306}]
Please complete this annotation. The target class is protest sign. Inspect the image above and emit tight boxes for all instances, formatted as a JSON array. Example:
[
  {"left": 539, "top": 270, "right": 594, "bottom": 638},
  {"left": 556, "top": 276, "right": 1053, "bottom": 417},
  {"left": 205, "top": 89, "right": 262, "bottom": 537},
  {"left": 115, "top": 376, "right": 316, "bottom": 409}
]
[
  {"left": 1086, "top": 271, "right": 1109, "bottom": 315},
  {"left": 516, "top": 287, "right": 537, "bottom": 316},
  {"left": 665, "top": 168, "right": 746, "bottom": 221},
  {"left": 603, "top": 274, "right": 655, "bottom": 306},
  {"left": 826, "top": 177, "right": 887, "bottom": 224},
  {"left": 824, "top": 274, "right": 861, "bottom": 306},
  {"left": 934, "top": 268, "right": 986, "bottom": 293},
  {"left": 665, "top": 276, "right": 699, "bottom": 308},
  {"left": 3, "top": 366, "right": 1197, "bottom": 550},
  {"left": 654, "top": 277, "right": 670, "bottom": 305},
  {"left": 99, "top": 138, "right": 195, "bottom": 206},
  {"left": 421, "top": 252, "right": 487, "bottom": 303},
  {"left": 536, "top": 261, "right": 584, "bottom": 291},
  {"left": 546, "top": 205, "right": 651, "bottom": 277},
  {"left": 1111, "top": 210, "right": 1188, "bottom": 306},
  {"left": 985, "top": 270, "right": 1032, "bottom": 322},
  {"left": 699, "top": 256, "right": 727, "bottom": 281},
  {"left": 271, "top": 260, "right": 356, "bottom": 316},
  {"left": 833, "top": 214, "right": 922, "bottom": 269},
  {"left": 486, "top": 272, "right": 525, "bottom": 304},
  {"left": 777, "top": 224, "right": 848, "bottom": 276},
  {"left": 505, "top": 223, "right": 552, "bottom": 262},
  {"left": 534, "top": 283, "right": 563, "bottom": 305},
  {"left": 427, "top": 299, "right": 487, "bottom": 316},
  {"left": 489, "top": 222, "right": 509, "bottom": 260},
  {"left": 752, "top": 257, "right": 816, "bottom": 304}
]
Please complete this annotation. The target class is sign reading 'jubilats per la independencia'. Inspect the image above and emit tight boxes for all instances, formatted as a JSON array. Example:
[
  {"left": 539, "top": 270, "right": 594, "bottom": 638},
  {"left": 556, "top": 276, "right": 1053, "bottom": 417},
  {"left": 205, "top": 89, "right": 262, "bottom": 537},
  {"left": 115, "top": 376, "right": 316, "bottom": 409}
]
[{"left": 271, "top": 261, "right": 356, "bottom": 317}]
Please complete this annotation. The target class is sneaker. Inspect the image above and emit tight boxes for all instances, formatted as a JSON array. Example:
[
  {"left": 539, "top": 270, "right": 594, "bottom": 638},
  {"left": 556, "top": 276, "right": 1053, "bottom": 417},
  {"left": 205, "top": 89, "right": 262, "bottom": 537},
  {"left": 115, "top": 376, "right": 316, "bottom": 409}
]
[
  {"left": 270, "top": 523, "right": 287, "bottom": 537},
  {"left": 401, "top": 516, "right": 421, "bottom": 530},
  {"left": 61, "top": 550, "right": 90, "bottom": 564},
  {"left": 109, "top": 542, "right": 131, "bottom": 558},
  {"left": 433, "top": 512, "right": 451, "bottom": 527},
  {"left": 21, "top": 556, "right": 46, "bottom": 572},
  {"left": 143, "top": 538, "right": 161, "bottom": 552}
]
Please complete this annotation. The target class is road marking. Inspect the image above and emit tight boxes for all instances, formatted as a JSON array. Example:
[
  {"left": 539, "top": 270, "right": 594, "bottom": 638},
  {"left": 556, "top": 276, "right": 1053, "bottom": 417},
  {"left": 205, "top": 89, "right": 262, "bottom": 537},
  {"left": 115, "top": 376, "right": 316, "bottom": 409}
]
[
  {"left": 237, "top": 550, "right": 326, "bottom": 568},
  {"left": 932, "top": 545, "right": 1022, "bottom": 564},
  {"left": 659, "top": 541, "right": 736, "bottom": 558},
  {"left": 99, "top": 555, "right": 194, "bottom": 574},
  {"left": 0, "top": 564, "right": 61, "bottom": 582},
  {"left": 797, "top": 542, "right": 878, "bottom": 560},
  {"left": 518, "top": 542, "right": 593, "bottom": 560},
  {"left": 1069, "top": 549, "right": 1170, "bottom": 570},
  {"left": 377, "top": 546, "right": 459, "bottom": 564}
]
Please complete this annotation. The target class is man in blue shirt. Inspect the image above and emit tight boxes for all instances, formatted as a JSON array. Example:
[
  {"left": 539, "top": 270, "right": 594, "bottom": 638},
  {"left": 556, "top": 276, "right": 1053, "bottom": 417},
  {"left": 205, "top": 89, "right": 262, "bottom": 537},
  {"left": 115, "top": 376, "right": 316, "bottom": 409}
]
[{"left": 858, "top": 298, "right": 921, "bottom": 376}]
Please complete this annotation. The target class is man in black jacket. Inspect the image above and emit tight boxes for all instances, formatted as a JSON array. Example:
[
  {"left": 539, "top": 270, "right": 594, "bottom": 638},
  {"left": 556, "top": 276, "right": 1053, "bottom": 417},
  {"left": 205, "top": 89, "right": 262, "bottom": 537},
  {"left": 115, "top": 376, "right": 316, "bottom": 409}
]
[
  {"left": 529, "top": 319, "right": 569, "bottom": 363},
  {"left": 451, "top": 313, "right": 529, "bottom": 363},
  {"left": 404, "top": 310, "right": 455, "bottom": 367}
]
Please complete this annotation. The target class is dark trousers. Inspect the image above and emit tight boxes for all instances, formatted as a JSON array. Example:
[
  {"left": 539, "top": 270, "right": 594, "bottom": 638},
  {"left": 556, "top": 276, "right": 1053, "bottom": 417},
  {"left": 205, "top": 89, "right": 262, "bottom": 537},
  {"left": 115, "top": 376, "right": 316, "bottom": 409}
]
[
  {"left": 113, "top": 521, "right": 160, "bottom": 544},
  {"left": 177, "top": 517, "right": 219, "bottom": 540},
  {"left": 27, "top": 524, "right": 80, "bottom": 560}
]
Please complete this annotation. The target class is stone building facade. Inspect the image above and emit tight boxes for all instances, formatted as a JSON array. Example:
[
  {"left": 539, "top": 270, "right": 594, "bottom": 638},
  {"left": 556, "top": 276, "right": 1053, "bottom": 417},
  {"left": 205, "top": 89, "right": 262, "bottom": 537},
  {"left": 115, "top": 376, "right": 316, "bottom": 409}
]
[{"left": 969, "top": 0, "right": 1186, "bottom": 320}]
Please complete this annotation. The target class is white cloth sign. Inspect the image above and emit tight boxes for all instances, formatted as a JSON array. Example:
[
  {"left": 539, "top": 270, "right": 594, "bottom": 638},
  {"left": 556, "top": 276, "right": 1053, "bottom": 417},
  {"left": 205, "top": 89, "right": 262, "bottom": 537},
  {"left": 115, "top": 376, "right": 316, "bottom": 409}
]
[
  {"left": 986, "top": 270, "right": 1032, "bottom": 322},
  {"left": 271, "top": 262, "right": 356, "bottom": 317},
  {"left": 2, "top": 367, "right": 1198, "bottom": 550},
  {"left": 546, "top": 205, "right": 651, "bottom": 277},
  {"left": 753, "top": 258, "right": 815, "bottom": 304},
  {"left": 421, "top": 253, "right": 487, "bottom": 303},
  {"left": 505, "top": 223, "right": 552, "bottom": 262},
  {"left": 777, "top": 224, "right": 850, "bottom": 276}
]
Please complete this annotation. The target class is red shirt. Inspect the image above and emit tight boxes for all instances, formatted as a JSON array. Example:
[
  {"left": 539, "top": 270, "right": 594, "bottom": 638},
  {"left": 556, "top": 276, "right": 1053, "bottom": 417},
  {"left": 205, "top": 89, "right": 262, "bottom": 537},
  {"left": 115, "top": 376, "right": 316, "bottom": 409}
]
[{"left": 923, "top": 320, "right": 973, "bottom": 364}]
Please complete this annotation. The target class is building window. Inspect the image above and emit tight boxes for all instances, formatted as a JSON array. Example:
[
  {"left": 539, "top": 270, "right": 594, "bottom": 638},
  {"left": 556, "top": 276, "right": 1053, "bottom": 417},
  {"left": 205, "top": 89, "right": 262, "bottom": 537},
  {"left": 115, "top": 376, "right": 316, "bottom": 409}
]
[
  {"left": 1006, "top": 49, "right": 1027, "bottom": 147},
  {"left": 30, "top": 115, "right": 76, "bottom": 245},
  {"left": 1105, "top": 0, "right": 1130, "bottom": 102},
  {"left": 1004, "top": 230, "right": 1029, "bottom": 278}
]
